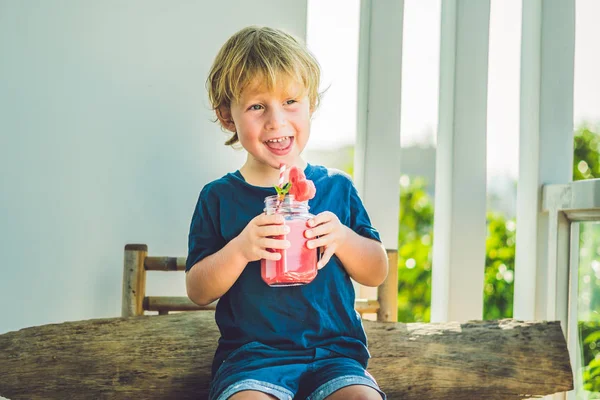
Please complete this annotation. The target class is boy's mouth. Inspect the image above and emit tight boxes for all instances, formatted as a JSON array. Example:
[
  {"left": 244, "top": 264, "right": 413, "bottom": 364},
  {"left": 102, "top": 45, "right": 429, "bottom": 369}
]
[{"left": 264, "top": 136, "right": 294, "bottom": 155}]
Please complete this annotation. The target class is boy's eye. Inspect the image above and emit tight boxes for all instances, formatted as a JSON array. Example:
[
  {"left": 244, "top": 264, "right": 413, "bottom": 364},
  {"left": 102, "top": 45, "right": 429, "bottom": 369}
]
[
  {"left": 249, "top": 104, "right": 263, "bottom": 111},
  {"left": 286, "top": 99, "right": 297, "bottom": 105}
]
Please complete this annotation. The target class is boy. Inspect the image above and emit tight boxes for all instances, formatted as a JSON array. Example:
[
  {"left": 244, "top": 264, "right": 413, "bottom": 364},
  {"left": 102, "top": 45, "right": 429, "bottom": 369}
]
[{"left": 186, "top": 26, "right": 388, "bottom": 400}]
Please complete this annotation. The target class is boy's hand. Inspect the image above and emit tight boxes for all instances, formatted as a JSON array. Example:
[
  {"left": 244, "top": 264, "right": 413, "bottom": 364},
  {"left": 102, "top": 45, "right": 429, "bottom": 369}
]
[
  {"left": 305, "top": 211, "right": 348, "bottom": 269},
  {"left": 235, "top": 213, "right": 291, "bottom": 263}
]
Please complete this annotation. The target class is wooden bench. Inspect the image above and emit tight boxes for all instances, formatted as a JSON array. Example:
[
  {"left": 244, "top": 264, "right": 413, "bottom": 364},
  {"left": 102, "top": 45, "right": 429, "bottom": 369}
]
[
  {"left": 0, "top": 312, "right": 573, "bottom": 399},
  {"left": 0, "top": 244, "right": 574, "bottom": 399}
]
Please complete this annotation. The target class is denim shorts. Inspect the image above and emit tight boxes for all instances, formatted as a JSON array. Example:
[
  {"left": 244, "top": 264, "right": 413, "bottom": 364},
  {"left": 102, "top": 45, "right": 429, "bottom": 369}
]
[{"left": 209, "top": 342, "right": 386, "bottom": 400}]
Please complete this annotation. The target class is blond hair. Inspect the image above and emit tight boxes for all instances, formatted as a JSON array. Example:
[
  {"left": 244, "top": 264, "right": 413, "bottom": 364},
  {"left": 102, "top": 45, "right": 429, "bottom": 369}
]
[{"left": 207, "top": 26, "right": 322, "bottom": 146}]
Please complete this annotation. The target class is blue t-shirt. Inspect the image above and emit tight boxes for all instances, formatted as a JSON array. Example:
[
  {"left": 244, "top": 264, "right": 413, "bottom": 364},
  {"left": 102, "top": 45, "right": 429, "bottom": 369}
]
[{"left": 186, "top": 163, "right": 381, "bottom": 376}]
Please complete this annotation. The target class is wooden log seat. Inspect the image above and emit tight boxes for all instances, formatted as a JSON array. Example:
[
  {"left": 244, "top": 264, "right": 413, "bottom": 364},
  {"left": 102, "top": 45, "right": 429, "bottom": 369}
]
[{"left": 0, "top": 311, "right": 573, "bottom": 399}]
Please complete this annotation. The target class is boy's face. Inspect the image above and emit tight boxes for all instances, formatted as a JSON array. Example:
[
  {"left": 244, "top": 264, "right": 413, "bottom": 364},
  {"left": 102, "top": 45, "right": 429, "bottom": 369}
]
[{"left": 222, "top": 78, "right": 311, "bottom": 171}]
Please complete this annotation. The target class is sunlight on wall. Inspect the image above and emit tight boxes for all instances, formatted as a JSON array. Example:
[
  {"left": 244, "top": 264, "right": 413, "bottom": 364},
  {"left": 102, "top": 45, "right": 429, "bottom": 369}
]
[
  {"left": 486, "top": 0, "right": 522, "bottom": 219},
  {"left": 486, "top": 0, "right": 521, "bottom": 184},
  {"left": 400, "top": 0, "right": 441, "bottom": 148},
  {"left": 306, "top": 0, "right": 360, "bottom": 151},
  {"left": 574, "top": 0, "right": 600, "bottom": 126}
]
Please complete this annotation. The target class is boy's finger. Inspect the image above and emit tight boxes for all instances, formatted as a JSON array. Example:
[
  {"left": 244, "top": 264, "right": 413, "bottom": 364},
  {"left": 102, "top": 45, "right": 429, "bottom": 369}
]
[
  {"left": 307, "top": 216, "right": 322, "bottom": 228},
  {"left": 307, "top": 237, "right": 326, "bottom": 249},
  {"left": 260, "top": 249, "right": 281, "bottom": 261},
  {"left": 308, "top": 211, "right": 334, "bottom": 228},
  {"left": 304, "top": 223, "right": 333, "bottom": 239},
  {"left": 259, "top": 224, "right": 290, "bottom": 237},
  {"left": 257, "top": 213, "right": 285, "bottom": 225},
  {"left": 260, "top": 238, "right": 290, "bottom": 249},
  {"left": 317, "top": 247, "right": 334, "bottom": 269}
]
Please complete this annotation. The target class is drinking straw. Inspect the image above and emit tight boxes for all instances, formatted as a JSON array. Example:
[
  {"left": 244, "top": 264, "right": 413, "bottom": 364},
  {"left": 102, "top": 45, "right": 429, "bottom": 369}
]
[
  {"left": 277, "top": 163, "right": 287, "bottom": 272},
  {"left": 278, "top": 164, "right": 286, "bottom": 193},
  {"left": 276, "top": 163, "right": 287, "bottom": 207}
]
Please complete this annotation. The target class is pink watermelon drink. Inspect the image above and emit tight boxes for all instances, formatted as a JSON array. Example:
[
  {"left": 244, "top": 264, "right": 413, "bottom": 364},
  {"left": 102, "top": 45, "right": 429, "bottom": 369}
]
[
  {"left": 261, "top": 217, "right": 318, "bottom": 286},
  {"left": 261, "top": 166, "right": 318, "bottom": 287}
]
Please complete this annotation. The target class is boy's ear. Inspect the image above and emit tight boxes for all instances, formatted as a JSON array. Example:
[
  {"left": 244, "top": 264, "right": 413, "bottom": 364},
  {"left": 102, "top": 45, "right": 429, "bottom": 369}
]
[{"left": 217, "top": 107, "right": 236, "bottom": 132}]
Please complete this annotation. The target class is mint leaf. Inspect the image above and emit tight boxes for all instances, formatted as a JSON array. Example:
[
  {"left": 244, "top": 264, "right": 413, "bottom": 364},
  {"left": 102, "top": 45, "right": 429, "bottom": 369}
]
[{"left": 274, "top": 182, "right": 292, "bottom": 201}]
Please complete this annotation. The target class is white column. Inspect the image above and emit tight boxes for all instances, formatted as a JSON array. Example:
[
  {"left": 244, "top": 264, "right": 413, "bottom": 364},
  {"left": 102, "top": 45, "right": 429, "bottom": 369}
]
[
  {"left": 355, "top": 0, "right": 404, "bottom": 250},
  {"left": 513, "top": 0, "right": 543, "bottom": 323},
  {"left": 514, "top": 2, "right": 575, "bottom": 398},
  {"left": 566, "top": 222, "right": 582, "bottom": 400},
  {"left": 513, "top": 0, "right": 575, "bottom": 323},
  {"left": 430, "top": 0, "right": 490, "bottom": 323},
  {"left": 544, "top": 202, "right": 571, "bottom": 328}
]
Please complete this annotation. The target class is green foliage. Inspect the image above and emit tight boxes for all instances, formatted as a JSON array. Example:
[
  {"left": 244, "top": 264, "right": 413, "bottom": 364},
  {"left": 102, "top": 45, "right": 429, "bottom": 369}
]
[
  {"left": 397, "top": 176, "right": 433, "bottom": 323},
  {"left": 580, "top": 322, "right": 600, "bottom": 395},
  {"left": 574, "top": 126, "right": 600, "bottom": 180},
  {"left": 483, "top": 212, "right": 515, "bottom": 320}
]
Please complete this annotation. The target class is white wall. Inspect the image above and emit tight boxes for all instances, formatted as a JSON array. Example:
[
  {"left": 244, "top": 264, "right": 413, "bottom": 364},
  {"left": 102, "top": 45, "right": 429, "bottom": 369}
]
[{"left": 0, "top": 1, "right": 308, "bottom": 334}]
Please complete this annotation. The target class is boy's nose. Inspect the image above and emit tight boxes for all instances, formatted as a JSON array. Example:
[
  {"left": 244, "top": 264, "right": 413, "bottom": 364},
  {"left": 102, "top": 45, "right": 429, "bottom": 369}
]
[{"left": 265, "top": 108, "right": 286, "bottom": 130}]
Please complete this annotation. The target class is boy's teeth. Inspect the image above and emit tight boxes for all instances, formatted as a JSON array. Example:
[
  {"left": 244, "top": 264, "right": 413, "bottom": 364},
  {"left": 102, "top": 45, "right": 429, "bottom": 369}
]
[{"left": 265, "top": 136, "right": 291, "bottom": 149}]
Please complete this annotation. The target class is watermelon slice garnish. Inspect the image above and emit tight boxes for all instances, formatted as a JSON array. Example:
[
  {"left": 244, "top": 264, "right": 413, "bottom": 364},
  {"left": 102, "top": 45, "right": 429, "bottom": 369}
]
[{"left": 287, "top": 166, "right": 316, "bottom": 201}]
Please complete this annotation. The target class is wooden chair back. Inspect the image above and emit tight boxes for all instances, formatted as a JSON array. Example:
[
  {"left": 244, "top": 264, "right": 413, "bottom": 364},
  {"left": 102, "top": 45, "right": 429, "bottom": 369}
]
[{"left": 122, "top": 244, "right": 398, "bottom": 322}]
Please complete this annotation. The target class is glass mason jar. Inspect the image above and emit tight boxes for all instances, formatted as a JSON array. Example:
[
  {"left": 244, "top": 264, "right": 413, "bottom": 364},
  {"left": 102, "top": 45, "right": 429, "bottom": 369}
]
[{"left": 261, "top": 194, "right": 318, "bottom": 287}]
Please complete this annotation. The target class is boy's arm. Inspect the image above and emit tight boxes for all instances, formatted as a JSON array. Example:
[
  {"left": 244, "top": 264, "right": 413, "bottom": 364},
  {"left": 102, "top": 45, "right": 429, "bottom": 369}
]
[
  {"left": 186, "top": 213, "right": 289, "bottom": 306},
  {"left": 306, "top": 210, "right": 388, "bottom": 288},
  {"left": 335, "top": 226, "right": 389, "bottom": 287},
  {"left": 185, "top": 236, "right": 248, "bottom": 306}
]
